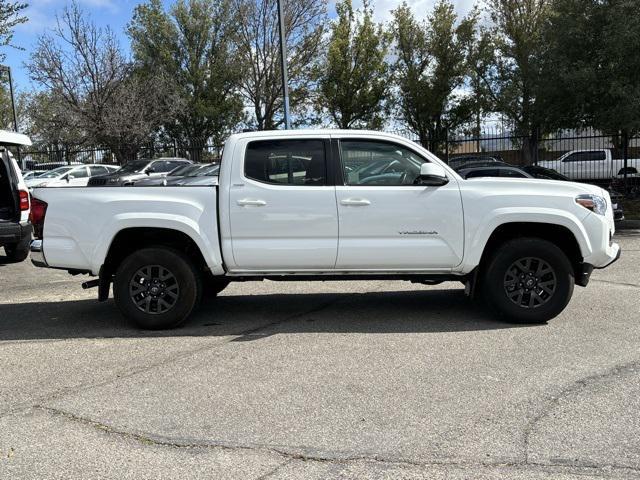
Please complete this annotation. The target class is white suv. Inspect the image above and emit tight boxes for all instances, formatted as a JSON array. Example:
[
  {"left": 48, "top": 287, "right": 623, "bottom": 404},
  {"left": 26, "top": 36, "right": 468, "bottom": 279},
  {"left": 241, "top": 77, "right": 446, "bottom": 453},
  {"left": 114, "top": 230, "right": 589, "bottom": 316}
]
[{"left": 0, "top": 131, "right": 32, "bottom": 262}]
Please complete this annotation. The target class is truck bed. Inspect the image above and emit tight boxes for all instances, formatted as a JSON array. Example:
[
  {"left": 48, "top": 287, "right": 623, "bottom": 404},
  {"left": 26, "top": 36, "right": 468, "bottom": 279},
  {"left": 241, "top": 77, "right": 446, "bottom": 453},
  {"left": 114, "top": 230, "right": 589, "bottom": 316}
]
[{"left": 32, "top": 186, "right": 223, "bottom": 275}]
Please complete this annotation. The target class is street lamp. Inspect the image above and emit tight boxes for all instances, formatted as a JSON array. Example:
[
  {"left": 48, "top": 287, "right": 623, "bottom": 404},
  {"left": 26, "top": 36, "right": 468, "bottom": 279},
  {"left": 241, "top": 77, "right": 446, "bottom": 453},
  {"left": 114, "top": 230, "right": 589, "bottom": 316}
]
[
  {"left": 0, "top": 65, "right": 19, "bottom": 133},
  {"left": 276, "top": 0, "right": 291, "bottom": 129}
]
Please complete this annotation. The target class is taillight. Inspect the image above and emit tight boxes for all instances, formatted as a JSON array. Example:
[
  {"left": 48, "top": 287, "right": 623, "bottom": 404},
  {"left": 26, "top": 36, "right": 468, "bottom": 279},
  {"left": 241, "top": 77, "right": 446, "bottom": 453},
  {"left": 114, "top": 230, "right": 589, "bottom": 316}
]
[
  {"left": 19, "top": 190, "right": 29, "bottom": 211},
  {"left": 29, "top": 197, "right": 48, "bottom": 239}
]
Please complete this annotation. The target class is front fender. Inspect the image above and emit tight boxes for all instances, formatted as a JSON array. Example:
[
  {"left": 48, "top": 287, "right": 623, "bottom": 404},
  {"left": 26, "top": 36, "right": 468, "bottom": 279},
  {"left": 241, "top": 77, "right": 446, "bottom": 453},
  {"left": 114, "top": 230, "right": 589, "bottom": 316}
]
[{"left": 458, "top": 207, "right": 592, "bottom": 273}]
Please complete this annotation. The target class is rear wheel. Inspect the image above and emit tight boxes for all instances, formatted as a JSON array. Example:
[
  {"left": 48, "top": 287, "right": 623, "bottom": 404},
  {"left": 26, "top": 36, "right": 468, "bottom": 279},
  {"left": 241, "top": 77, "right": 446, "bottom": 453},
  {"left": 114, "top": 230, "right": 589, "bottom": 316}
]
[
  {"left": 481, "top": 238, "right": 574, "bottom": 324},
  {"left": 113, "top": 247, "right": 201, "bottom": 329}
]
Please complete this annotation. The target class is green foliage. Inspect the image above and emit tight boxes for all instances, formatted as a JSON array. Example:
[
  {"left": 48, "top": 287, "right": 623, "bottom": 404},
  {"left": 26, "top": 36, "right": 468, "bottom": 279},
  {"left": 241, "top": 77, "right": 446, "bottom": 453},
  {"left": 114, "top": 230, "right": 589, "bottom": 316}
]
[
  {"left": 0, "top": 0, "right": 27, "bottom": 62},
  {"left": 542, "top": 0, "right": 640, "bottom": 136},
  {"left": 391, "top": 0, "right": 477, "bottom": 151},
  {"left": 483, "top": 0, "right": 551, "bottom": 161},
  {"left": 316, "top": 0, "right": 388, "bottom": 129},
  {"left": 128, "top": 0, "right": 244, "bottom": 148}
]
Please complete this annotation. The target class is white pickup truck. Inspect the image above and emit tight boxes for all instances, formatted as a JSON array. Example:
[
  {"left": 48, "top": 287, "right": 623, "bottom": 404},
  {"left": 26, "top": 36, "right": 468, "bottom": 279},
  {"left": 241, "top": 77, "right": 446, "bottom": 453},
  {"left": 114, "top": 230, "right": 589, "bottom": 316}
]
[
  {"left": 29, "top": 130, "right": 620, "bottom": 329},
  {"left": 538, "top": 148, "right": 639, "bottom": 181}
]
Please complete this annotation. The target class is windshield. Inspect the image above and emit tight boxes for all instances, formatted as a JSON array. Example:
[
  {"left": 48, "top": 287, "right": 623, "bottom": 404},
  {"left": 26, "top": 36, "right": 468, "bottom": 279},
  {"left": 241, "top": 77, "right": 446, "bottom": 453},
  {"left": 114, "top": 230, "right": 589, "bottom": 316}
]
[
  {"left": 36, "top": 166, "right": 74, "bottom": 178},
  {"left": 118, "top": 160, "right": 150, "bottom": 174}
]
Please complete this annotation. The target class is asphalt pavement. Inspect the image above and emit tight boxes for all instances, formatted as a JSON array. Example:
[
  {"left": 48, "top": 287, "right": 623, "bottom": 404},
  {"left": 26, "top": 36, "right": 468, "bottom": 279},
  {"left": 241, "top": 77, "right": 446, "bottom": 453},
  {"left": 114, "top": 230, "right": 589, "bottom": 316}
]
[{"left": 0, "top": 233, "right": 639, "bottom": 479}]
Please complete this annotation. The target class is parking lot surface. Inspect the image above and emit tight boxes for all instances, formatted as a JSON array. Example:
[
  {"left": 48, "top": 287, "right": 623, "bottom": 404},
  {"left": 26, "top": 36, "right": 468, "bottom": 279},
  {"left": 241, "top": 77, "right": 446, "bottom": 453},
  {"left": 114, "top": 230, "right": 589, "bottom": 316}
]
[{"left": 1, "top": 233, "right": 639, "bottom": 479}]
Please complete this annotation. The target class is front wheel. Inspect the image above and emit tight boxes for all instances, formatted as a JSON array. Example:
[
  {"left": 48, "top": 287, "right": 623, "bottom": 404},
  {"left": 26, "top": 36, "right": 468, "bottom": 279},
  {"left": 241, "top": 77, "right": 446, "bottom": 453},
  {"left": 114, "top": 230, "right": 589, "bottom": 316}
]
[
  {"left": 113, "top": 247, "right": 201, "bottom": 329},
  {"left": 481, "top": 238, "right": 574, "bottom": 324}
]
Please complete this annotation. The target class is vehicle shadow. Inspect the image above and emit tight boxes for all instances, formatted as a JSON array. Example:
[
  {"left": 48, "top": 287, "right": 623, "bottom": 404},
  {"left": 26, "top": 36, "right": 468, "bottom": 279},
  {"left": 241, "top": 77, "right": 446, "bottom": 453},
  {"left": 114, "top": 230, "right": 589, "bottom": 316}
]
[{"left": 0, "top": 288, "right": 539, "bottom": 342}]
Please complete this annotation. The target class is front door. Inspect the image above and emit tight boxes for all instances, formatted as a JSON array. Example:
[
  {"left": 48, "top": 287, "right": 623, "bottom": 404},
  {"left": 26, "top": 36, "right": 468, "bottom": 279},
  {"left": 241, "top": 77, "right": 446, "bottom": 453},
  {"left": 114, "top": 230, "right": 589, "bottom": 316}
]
[
  {"left": 334, "top": 138, "right": 464, "bottom": 270},
  {"left": 228, "top": 137, "right": 338, "bottom": 271}
]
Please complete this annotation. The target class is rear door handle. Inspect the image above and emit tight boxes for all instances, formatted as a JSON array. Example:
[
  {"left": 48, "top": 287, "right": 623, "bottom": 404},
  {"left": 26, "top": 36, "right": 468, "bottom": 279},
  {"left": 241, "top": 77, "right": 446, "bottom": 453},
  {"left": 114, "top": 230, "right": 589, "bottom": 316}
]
[
  {"left": 237, "top": 198, "right": 267, "bottom": 207},
  {"left": 340, "top": 198, "right": 371, "bottom": 206}
]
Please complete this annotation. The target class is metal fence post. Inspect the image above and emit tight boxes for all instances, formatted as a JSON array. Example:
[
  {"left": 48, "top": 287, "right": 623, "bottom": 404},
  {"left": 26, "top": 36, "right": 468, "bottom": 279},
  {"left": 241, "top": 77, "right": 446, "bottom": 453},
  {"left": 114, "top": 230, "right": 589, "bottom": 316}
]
[
  {"left": 623, "top": 130, "right": 629, "bottom": 195},
  {"left": 445, "top": 128, "right": 449, "bottom": 165}
]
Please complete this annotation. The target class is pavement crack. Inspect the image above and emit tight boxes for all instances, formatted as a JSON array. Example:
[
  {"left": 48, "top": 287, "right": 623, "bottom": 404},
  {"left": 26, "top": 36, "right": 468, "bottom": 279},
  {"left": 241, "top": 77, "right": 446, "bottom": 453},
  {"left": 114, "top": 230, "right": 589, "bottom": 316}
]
[
  {"left": 522, "top": 360, "right": 640, "bottom": 465},
  {"left": 33, "top": 405, "right": 640, "bottom": 476},
  {"left": 0, "top": 297, "right": 343, "bottom": 421},
  {"left": 591, "top": 279, "right": 640, "bottom": 288}
]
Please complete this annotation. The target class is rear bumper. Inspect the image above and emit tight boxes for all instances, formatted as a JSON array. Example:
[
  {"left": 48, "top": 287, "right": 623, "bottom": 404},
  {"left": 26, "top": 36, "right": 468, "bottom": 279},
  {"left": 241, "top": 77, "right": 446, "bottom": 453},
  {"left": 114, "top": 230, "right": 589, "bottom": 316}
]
[
  {"left": 30, "top": 239, "right": 48, "bottom": 267},
  {"left": 0, "top": 222, "right": 32, "bottom": 247}
]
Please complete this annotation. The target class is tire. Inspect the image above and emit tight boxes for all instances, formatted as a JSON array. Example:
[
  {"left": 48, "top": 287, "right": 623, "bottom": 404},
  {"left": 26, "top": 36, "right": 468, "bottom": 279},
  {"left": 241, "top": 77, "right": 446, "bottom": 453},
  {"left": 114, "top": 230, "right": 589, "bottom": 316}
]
[
  {"left": 4, "top": 236, "right": 30, "bottom": 263},
  {"left": 113, "top": 247, "right": 201, "bottom": 330},
  {"left": 481, "top": 238, "right": 574, "bottom": 324}
]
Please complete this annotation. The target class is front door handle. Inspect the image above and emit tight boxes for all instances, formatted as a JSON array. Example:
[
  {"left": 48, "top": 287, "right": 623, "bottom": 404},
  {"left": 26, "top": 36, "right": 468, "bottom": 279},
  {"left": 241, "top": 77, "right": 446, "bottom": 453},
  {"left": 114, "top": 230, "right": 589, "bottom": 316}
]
[
  {"left": 237, "top": 198, "right": 267, "bottom": 207},
  {"left": 340, "top": 198, "right": 371, "bottom": 206}
]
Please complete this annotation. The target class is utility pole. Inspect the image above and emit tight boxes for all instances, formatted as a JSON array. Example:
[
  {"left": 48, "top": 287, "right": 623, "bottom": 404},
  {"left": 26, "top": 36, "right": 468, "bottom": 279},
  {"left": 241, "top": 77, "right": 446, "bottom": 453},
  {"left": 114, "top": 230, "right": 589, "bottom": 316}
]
[{"left": 276, "top": 0, "right": 291, "bottom": 129}]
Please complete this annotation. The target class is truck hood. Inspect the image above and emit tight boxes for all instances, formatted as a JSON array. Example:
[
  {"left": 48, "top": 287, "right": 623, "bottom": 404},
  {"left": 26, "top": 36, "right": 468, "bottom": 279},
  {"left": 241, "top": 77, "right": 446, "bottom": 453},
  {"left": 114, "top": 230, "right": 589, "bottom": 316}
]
[{"left": 462, "top": 176, "right": 606, "bottom": 197}]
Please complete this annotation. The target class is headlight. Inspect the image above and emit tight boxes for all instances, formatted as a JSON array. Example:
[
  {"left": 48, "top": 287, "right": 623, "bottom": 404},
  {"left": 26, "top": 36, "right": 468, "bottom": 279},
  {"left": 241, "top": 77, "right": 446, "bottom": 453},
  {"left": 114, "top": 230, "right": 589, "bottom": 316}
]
[{"left": 575, "top": 194, "right": 607, "bottom": 215}]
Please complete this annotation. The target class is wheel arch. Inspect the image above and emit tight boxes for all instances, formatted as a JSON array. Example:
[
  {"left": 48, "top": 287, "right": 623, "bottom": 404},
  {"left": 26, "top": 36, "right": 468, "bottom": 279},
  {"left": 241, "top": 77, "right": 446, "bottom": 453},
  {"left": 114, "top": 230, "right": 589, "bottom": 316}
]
[
  {"left": 97, "top": 226, "right": 216, "bottom": 300},
  {"left": 475, "top": 221, "right": 586, "bottom": 279}
]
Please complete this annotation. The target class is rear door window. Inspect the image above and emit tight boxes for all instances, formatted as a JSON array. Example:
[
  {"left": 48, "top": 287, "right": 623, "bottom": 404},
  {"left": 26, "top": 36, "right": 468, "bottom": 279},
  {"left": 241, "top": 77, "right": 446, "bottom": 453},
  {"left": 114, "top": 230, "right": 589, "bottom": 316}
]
[{"left": 244, "top": 139, "right": 326, "bottom": 186}]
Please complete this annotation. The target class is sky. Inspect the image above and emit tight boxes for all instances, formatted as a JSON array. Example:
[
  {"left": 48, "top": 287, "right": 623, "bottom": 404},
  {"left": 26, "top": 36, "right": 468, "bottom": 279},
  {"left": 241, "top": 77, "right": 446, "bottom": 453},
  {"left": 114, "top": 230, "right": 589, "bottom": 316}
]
[{"left": 3, "top": 0, "right": 476, "bottom": 92}]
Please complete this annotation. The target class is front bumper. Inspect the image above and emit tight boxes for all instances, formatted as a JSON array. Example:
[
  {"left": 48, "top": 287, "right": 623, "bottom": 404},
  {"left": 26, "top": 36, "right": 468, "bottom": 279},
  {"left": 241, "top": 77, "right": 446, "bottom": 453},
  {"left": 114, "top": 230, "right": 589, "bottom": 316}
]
[{"left": 30, "top": 239, "right": 48, "bottom": 267}]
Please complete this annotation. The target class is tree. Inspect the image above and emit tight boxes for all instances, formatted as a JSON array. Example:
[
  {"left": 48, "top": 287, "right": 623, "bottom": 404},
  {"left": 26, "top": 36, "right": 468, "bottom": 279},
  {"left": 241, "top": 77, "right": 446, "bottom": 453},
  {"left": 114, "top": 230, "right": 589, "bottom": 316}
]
[
  {"left": 316, "top": 0, "right": 388, "bottom": 129},
  {"left": 22, "top": 90, "right": 84, "bottom": 162},
  {"left": 0, "top": 1, "right": 28, "bottom": 130},
  {"left": 483, "top": 0, "right": 551, "bottom": 163},
  {"left": 234, "top": 0, "right": 326, "bottom": 129},
  {"left": 542, "top": 0, "right": 640, "bottom": 137},
  {"left": 390, "top": 1, "right": 477, "bottom": 152},
  {"left": 128, "top": 0, "right": 244, "bottom": 152},
  {"left": 0, "top": 0, "right": 27, "bottom": 62},
  {"left": 27, "top": 2, "right": 176, "bottom": 162}
]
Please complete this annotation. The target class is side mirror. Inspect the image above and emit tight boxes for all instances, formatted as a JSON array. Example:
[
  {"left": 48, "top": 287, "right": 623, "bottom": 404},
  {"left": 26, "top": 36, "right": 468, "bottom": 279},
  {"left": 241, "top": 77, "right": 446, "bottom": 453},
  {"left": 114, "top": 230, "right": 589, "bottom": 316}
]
[
  {"left": 417, "top": 163, "right": 449, "bottom": 186},
  {"left": 145, "top": 168, "right": 154, "bottom": 175},
  {"left": 65, "top": 174, "right": 75, "bottom": 182}
]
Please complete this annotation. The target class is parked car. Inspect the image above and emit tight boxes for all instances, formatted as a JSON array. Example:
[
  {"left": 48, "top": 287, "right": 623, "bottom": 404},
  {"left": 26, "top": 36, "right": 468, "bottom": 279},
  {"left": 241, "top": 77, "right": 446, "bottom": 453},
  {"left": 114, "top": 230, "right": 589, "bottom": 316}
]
[
  {"left": 30, "top": 130, "right": 620, "bottom": 330},
  {"left": 22, "top": 170, "right": 46, "bottom": 181},
  {"left": 456, "top": 163, "right": 530, "bottom": 179},
  {"left": 24, "top": 164, "right": 119, "bottom": 189},
  {"left": 87, "top": 158, "right": 192, "bottom": 186},
  {"left": 448, "top": 155, "right": 504, "bottom": 170},
  {"left": 521, "top": 165, "right": 571, "bottom": 180},
  {"left": 134, "top": 163, "right": 210, "bottom": 186},
  {"left": 171, "top": 164, "right": 220, "bottom": 186},
  {"left": 0, "top": 130, "right": 32, "bottom": 262},
  {"left": 538, "top": 149, "right": 640, "bottom": 181}
]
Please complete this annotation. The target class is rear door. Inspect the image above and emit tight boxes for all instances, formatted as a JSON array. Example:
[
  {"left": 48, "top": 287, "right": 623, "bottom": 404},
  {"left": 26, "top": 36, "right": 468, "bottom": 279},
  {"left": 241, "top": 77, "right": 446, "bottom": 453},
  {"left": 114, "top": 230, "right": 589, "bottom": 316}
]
[
  {"left": 334, "top": 137, "right": 464, "bottom": 270},
  {"left": 228, "top": 136, "right": 338, "bottom": 271}
]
